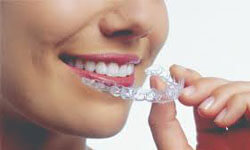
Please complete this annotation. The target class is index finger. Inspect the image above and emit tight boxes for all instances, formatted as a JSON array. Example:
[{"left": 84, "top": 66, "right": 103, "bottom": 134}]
[{"left": 170, "top": 64, "right": 202, "bottom": 86}]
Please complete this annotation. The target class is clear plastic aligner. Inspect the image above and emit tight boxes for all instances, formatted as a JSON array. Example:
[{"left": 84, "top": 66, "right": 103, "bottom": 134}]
[{"left": 81, "top": 65, "right": 184, "bottom": 103}]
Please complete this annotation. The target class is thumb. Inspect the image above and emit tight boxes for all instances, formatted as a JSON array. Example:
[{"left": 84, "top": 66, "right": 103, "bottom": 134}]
[{"left": 149, "top": 76, "right": 193, "bottom": 150}]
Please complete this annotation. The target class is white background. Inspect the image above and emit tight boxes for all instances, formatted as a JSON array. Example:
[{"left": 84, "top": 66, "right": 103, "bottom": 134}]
[{"left": 88, "top": 0, "right": 250, "bottom": 149}]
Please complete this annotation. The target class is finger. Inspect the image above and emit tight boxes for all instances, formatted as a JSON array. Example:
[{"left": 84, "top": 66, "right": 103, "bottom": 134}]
[
  {"left": 214, "top": 92, "right": 250, "bottom": 127},
  {"left": 149, "top": 76, "right": 192, "bottom": 150},
  {"left": 198, "top": 81, "right": 250, "bottom": 119},
  {"left": 180, "top": 77, "right": 228, "bottom": 106},
  {"left": 170, "top": 64, "right": 201, "bottom": 86}
]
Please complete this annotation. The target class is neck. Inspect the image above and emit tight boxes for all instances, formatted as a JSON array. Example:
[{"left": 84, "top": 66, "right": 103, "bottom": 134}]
[{"left": 0, "top": 100, "right": 87, "bottom": 150}]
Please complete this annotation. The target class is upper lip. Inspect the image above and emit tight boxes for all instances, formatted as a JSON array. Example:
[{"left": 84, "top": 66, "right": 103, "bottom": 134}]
[{"left": 59, "top": 52, "right": 141, "bottom": 65}]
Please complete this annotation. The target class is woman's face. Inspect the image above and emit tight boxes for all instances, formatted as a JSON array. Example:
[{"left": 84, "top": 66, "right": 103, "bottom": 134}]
[{"left": 1, "top": 0, "right": 168, "bottom": 137}]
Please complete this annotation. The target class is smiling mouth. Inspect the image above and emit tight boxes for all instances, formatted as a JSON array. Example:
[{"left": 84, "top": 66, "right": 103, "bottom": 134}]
[{"left": 59, "top": 53, "right": 141, "bottom": 87}]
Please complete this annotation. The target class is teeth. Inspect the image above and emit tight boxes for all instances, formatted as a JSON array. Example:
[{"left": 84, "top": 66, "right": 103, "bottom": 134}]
[
  {"left": 75, "top": 59, "right": 84, "bottom": 69},
  {"left": 85, "top": 61, "right": 96, "bottom": 72},
  {"left": 95, "top": 62, "right": 107, "bottom": 75},
  {"left": 107, "top": 63, "right": 119, "bottom": 77},
  {"left": 72, "top": 59, "right": 135, "bottom": 77},
  {"left": 118, "top": 65, "right": 128, "bottom": 77},
  {"left": 127, "top": 64, "right": 134, "bottom": 75}
]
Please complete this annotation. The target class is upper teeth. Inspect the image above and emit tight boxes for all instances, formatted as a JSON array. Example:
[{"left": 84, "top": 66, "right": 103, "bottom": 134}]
[
  {"left": 85, "top": 61, "right": 95, "bottom": 72},
  {"left": 72, "top": 60, "right": 134, "bottom": 77},
  {"left": 75, "top": 59, "right": 84, "bottom": 69}
]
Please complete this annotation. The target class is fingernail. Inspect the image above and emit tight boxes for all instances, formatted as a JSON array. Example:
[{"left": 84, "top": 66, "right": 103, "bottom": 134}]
[
  {"left": 215, "top": 109, "right": 227, "bottom": 122},
  {"left": 174, "top": 64, "right": 186, "bottom": 71},
  {"left": 181, "top": 86, "right": 196, "bottom": 97},
  {"left": 199, "top": 96, "right": 215, "bottom": 110}
]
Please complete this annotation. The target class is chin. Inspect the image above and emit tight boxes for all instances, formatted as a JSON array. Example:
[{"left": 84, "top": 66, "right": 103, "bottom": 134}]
[
  {"left": 75, "top": 112, "right": 130, "bottom": 138},
  {"left": 2, "top": 93, "right": 132, "bottom": 139},
  {"left": 49, "top": 111, "right": 131, "bottom": 138},
  {"left": 52, "top": 97, "right": 133, "bottom": 138}
]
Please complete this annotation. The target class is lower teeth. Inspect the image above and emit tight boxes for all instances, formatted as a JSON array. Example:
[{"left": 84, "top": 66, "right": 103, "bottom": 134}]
[{"left": 81, "top": 65, "right": 184, "bottom": 103}]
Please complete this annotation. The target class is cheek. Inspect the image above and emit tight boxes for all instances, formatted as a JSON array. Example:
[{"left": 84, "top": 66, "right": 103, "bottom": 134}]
[
  {"left": 150, "top": 10, "right": 169, "bottom": 52},
  {"left": 3, "top": 0, "right": 104, "bottom": 45},
  {"left": 19, "top": 0, "right": 106, "bottom": 45},
  {"left": 144, "top": 7, "right": 169, "bottom": 64}
]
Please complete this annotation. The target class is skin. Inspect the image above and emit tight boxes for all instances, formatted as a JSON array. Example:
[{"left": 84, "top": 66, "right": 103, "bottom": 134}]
[
  {"left": 149, "top": 65, "right": 250, "bottom": 150},
  {"left": 0, "top": 0, "right": 168, "bottom": 150},
  {"left": 1, "top": 0, "right": 248, "bottom": 149}
]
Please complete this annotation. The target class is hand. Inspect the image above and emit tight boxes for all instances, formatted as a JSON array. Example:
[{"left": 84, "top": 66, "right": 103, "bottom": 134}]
[
  {"left": 170, "top": 64, "right": 250, "bottom": 150},
  {"left": 148, "top": 65, "right": 250, "bottom": 150}
]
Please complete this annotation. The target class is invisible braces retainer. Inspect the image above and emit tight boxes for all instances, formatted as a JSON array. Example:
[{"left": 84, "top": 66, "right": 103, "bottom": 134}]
[{"left": 81, "top": 65, "right": 184, "bottom": 103}]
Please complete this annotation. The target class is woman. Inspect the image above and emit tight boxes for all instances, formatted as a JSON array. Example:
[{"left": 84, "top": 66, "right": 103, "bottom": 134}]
[
  {"left": 1, "top": 0, "right": 250, "bottom": 150},
  {"left": 0, "top": 0, "right": 168, "bottom": 149}
]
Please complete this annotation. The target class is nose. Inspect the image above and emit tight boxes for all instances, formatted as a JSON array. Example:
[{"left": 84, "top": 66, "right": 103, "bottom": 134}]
[{"left": 99, "top": 0, "right": 154, "bottom": 41}]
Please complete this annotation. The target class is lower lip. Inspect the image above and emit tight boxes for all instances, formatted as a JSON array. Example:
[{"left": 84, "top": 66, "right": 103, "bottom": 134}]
[{"left": 70, "top": 67, "right": 135, "bottom": 87}]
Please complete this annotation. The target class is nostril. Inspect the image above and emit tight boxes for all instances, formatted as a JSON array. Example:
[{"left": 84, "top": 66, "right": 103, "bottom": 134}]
[
  {"left": 110, "top": 30, "right": 133, "bottom": 37},
  {"left": 104, "top": 29, "right": 134, "bottom": 38}
]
